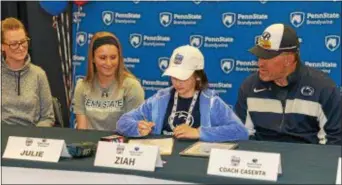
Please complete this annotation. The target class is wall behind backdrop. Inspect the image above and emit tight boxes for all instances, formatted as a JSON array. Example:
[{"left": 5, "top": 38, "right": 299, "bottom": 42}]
[{"left": 71, "top": 1, "right": 341, "bottom": 128}]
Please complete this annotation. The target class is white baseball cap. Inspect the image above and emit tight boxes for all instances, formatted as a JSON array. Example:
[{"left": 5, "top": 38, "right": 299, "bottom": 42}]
[
  {"left": 249, "top": 23, "right": 300, "bottom": 59},
  {"left": 162, "top": 45, "right": 204, "bottom": 80}
]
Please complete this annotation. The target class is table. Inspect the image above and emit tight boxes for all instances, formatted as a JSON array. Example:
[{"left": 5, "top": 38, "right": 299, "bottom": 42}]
[{"left": 1, "top": 124, "right": 341, "bottom": 184}]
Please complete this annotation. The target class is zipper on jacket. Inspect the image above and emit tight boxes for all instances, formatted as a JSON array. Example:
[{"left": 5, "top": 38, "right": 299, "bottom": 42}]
[
  {"left": 279, "top": 100, "right": 286, "bottom": 130},
  {"left": 276, "top": 86, "right": 289, "bottom": 131}
]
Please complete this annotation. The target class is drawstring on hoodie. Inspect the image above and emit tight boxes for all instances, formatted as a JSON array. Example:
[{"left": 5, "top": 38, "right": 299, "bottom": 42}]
[
  {"left": 13, "top": 71, "right": 22, "bottom": 96},
  {"left": 18, "top": 71, "right": 21, "bottom": 96},
  {"left": 2, "top": 55, "right": 30, "bottom": 96}
]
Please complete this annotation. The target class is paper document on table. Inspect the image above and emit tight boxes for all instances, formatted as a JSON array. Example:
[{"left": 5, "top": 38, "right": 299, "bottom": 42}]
[
  {"left": 180, "top": 141, "right": 238, "bottom": 157},
  {"left": 128, "top": 138, "right": 174, "bottom": 155}
]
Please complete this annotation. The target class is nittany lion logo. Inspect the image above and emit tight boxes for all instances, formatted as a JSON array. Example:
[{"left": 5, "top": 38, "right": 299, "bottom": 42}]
[
  {"left": 190, "top": 35, "right": 203, "bottom": 48},
  {"left": 76, "top": 32, "right": 87, "bottom": 46},
  {"left": 222, "top": 13, "right": 236, "bottom": 28},
  {"left": 130, "top": 33, "right": 142, "bottom": 48},
  {"left": 168, "top": 111, "right": 194, "bottom": 130},
  {"left": 231, "top": 156, "right": 241, "bottom": 166},
  {"left": 160, "top": 12, "right": 172, "bottom": 27},
  {"left": 325, "top": 35, "right": 340, "bottom": 52},
  {"left": 290, "top": 12, "right": 305, "bottom": 28},
  {"left": 25, "top": 138, "right": 33, "bottom": 146},
  {"left": 221, "top": 59, "right": 235, "bottom": 74},
  {"left": 301, "top": 86, "right": 315, "bottom": 96},
  {"left": 132, "top": 0, "right": 140, "bottom": 4},
  {"left": 102, "top": 11, "right": 114, "bottom": 26},
  {"left": 116, "top": 145, "right": 125, "bottom": 155},
  {"left": 158, "top": 57, "right": 169, "bottom": 71}
]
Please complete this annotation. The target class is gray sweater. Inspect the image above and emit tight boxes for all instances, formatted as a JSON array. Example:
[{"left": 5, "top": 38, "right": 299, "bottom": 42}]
[
  {"left": 1, "top": 55, "right": 55, "bottom": 127},
  {"left": 73, "top": 76, "right": 145, "bottom": 130}
]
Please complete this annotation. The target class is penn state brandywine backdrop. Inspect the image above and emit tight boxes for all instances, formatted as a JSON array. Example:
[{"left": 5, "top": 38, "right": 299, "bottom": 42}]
[{"left": 70, "top": 1, "right": 341, "bottom": 127}]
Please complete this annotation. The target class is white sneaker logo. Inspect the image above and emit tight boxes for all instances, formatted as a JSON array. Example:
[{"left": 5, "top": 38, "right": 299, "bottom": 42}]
[{"left": 253, "top": 88, "right": 268, "bottom": 93}]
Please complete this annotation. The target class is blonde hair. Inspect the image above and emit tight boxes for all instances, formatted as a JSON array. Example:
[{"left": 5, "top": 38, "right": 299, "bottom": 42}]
[
  {"left": 1, "top": 17, "right": 27, "bottom": 43},
  {"left": 85, "top": 31, "right": 136, "bottom": 88}
]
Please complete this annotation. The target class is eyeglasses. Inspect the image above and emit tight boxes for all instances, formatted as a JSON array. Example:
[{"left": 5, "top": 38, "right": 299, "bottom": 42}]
[{"left": 3, "top": 38, "right": 30, "bottom": 50}]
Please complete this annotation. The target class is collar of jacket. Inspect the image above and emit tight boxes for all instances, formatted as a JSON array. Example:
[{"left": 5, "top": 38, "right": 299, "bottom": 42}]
[
  {"left": 257, "top": 59, "right": 302, "bottom": 89},
  {"left": 286, "top": 60, "right": 302, "bottom": 86},
  {"left": 1, "top": 54, "right": 31, "bottom": 75},
  {"left": 155, "top": 86, "right": 217, "bottom": 99}
]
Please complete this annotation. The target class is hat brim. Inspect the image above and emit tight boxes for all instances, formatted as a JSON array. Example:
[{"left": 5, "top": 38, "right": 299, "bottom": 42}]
[
  {"left": 249, "top": 45, "right": 282, "bottom": 59},
  {"left": 162, "top": 67, "right": 194, "bottom": 81}
]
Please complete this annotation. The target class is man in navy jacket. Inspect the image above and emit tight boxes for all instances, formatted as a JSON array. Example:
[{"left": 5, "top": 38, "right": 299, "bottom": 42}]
[{"left": 235, "top": 23, "right": 341, "bottom": 145}]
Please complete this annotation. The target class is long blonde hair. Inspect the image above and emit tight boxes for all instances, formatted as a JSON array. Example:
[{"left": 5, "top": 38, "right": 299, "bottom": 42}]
[{"left": 85, "top": 31, "right": 135, "bottom": 88}]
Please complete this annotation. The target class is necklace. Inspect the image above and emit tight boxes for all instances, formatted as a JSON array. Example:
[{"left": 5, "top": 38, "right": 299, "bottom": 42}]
[{"left": 96, "top": 77, "right": 116, "bottom": 98}]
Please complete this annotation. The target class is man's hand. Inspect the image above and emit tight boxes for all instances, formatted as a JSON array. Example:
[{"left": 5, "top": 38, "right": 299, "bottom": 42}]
[
  {"left": 138, "top": 121, "right": 155, "bottom": 136},
  {"left": 173, "top": 124, "right": 200, "bottom": 139}
]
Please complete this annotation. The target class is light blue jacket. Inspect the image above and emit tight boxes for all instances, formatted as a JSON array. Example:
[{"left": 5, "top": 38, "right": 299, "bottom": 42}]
[{"left": 116, "top": 87, "right": 249, "bottom": 142}]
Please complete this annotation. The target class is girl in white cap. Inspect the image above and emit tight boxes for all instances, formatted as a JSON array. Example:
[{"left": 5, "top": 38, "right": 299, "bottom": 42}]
[{"left": 117, "top": 45, "right": 248, "bottom": 142}]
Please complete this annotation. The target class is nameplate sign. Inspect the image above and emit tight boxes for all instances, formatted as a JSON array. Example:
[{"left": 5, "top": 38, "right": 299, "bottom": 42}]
[
  {"left": 94, "top": 141, "right": 163, "bottom": 172},
  {"left": 207, "top": 149, "right": 281, "bottom": 182},
  {"left": 336, "top": 157, "right": 341, "bottom": 184},
  {"left": 2, "top": 136, "right": 71, "bottom": 163}
]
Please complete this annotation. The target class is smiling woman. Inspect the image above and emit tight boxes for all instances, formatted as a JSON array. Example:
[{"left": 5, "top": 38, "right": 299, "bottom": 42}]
[
  {"left": 73, "top": 31, "right": 145, "bottom": 131},
  {"left": 1, "top": 17, "right": 55, "bottom": 127}
]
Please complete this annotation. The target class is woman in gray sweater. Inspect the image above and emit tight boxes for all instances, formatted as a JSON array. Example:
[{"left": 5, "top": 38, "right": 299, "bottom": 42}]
[
  {"left": 73, "top": 31, "right": 144, "bottom": 130},
  {"left": 1, "top": 17, "right": 55, "bottom": 127}
]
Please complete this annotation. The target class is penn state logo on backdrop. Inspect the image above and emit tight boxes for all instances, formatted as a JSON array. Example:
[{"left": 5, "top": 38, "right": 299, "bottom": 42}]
[
  {"left": 193, "top": 0, "right": 202, "bottom": 5},
  {"left": 160, "top": 12, "right": 172, "bottom": 27},
  {"left": 189, "top": 35, "right": 203, "bottom": 48},
  {"left": 259, "top": 0, "right": 268, "bottom": 4},
  {"left": 158, "top": 57, "right": 169, "bottom": 71},
  {"left": 290, "top": 12, "right": 305, "bottom": 28},
  {"left": 76, "top": 32, "right": 87, "bottom": 46},
  {"left": 222, "top": 13, "right": 236, "bottom": 28},
  {"left": 129, "top": 33, "right": 142, "bottom": 48},
  {"left": 325, "top": 35, "right": 340, "bottom": 52},
  {"left": 102, "top": 11, "right": 114, "bottom": 26},
  {"left": 132, "top": 0, "right": 140, "bottom": 4},
  {"left": 221, "top": 59, "right": 235, "bottom": 74},
  {"left": 301, "top": 86, "right": 315, "bottom": 96}
]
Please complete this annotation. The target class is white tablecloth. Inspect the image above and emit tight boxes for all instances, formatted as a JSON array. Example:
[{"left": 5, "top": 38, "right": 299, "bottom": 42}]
[{"left": 2, "top": 166, "right": 194, "bottom": 184}]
